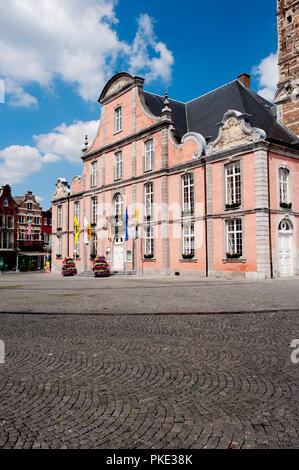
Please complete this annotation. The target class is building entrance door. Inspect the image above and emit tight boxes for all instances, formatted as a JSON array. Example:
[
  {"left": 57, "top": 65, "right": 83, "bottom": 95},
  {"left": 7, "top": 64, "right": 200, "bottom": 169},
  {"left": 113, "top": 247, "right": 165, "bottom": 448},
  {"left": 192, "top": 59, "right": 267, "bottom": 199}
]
[
  {"left": 278, "top": 220, "right": 293, "bottom": 277},
  {"left": 113, "top": 237, "right": 124, "bottom": 271}
]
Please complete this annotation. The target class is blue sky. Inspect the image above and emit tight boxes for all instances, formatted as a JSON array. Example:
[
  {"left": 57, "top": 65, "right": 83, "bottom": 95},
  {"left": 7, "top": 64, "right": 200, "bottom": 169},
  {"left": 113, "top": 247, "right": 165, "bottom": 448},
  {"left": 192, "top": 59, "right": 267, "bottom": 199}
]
[{"left": 0, "top": 0, "right": 278, "bottom": 209}]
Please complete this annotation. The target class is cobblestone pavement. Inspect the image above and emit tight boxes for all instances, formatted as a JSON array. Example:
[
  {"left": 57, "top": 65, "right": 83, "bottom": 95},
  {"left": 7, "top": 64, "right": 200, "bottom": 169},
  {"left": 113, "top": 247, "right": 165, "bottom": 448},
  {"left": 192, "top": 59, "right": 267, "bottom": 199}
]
[
  {"left": 0, "top": 311, "right": 298, "bottom": 449},
  {"left": 1, "top": 272, "right": 299, "bottom": 314}
]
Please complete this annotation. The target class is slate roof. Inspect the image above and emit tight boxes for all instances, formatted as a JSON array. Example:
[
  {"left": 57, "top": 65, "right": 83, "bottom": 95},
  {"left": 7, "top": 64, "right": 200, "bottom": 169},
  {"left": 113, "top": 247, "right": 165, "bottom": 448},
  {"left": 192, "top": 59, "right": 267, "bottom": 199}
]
[{"left": 143, "top": 80, "right": 297, "bottom": 147}]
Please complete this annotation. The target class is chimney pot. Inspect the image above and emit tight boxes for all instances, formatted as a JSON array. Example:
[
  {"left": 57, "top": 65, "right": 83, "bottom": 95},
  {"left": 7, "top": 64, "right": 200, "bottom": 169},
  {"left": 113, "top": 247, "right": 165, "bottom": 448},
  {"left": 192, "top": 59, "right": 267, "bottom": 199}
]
[{"left": 238, "top": 73, "right": 251, "bottom": 88}]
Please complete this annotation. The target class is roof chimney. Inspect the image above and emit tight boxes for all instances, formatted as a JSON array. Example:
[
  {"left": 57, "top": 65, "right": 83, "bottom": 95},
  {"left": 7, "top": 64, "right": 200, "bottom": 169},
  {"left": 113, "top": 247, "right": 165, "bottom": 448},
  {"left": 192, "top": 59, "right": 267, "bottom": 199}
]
[{"left": 238, "top": 73, "right": 250, "bottom": 88}]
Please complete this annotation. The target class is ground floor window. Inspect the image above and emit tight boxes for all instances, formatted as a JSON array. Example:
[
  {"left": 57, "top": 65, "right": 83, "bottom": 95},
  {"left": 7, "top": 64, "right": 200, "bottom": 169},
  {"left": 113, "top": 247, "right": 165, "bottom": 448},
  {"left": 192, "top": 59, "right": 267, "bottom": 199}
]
[
  {"left": 90, "top": 233, "right": 97, "bottom": 257},
  {"left": 144, "top": 226, "right": 154, "bottom": 257},
  {"left": 56, "top": 236, "right": 62, "bottom": 256},
  {"left": 182, "top": 223, "right": 195, "bottom": 256},
  {"left": 226, "top": 218, "right": 242, "bottom": 256}
]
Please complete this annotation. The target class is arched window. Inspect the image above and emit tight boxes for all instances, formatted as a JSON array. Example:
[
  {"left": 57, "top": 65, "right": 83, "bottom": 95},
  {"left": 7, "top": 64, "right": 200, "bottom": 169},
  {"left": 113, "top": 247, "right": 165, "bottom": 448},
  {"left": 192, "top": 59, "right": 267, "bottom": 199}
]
[
  {"left": 114, "top": 194, "right": 123, "bottom": 217},
  {"left": 279, "top": 167, "right": 290, "bottom": 205}
]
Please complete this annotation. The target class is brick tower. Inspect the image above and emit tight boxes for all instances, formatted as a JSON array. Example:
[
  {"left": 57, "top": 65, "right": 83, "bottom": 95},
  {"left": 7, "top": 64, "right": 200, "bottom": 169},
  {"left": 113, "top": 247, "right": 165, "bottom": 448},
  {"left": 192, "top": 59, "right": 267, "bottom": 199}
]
[{"left": 275, "top": 0, "right": 299, "bottom": 138}]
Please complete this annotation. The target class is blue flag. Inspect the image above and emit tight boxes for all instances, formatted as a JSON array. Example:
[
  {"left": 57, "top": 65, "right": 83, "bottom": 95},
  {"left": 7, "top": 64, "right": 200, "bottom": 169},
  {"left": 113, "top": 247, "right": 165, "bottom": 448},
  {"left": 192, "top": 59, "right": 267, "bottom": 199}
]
[{"left": 125, "top": 207, "right": 128, "bottom": 241}]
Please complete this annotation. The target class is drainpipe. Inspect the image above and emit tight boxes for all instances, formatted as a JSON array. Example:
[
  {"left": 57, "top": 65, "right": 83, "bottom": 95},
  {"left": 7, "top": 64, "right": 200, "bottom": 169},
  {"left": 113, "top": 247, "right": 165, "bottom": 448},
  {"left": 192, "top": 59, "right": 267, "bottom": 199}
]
[
  {"left": 201, "top": 157, "right": 208, "bottom": 277},
  {"left": 267, "top": 152, "right": 274, "bottom": 278}
]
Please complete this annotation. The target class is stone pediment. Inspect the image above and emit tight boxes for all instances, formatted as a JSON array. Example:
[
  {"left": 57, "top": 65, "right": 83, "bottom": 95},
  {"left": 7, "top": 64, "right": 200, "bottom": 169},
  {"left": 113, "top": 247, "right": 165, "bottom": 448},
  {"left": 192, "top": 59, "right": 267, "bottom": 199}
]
[
  {"left": 99, "top": 72, "right": 135, "bottom": 102},
  {"left": 52, "top": 178, "right": 69, "bottom": 201},
  {"left": 206, "top": 110, "right": 266, "bottom": 156}
]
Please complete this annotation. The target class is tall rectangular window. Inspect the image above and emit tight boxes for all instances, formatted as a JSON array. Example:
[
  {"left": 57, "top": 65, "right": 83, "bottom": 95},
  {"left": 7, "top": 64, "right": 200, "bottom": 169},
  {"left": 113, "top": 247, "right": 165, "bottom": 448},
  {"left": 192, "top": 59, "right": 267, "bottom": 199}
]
[
  {"left": 114, "top": 151, "right": 123, "bottom": 180},
  {"left": 183, "top": 223, "right": 195, "bottom": 255},
  {"left": 7, "top": 216, "right": 14, "bottom": 229},
  {"left": 226, "top": 219, "right": 242, "bottom": 255},
  {"left": 144, "top": 139, "right": 154, "bottom": 171},
  {"left": 144, "top": 182, "right": 153, "bottom": 218},
  {"left": 0, "top": 215, "right": 4, "bottom": 228},
  {"left": 74, "top": 201, "right": 80, "bottom": 226},
  {"left": 91, "top": 197, "right": 98, "bottom": 225},
  {"left": 56, "top": 236, "right": 62, "bottom": 256},
  {"left": 279, "top": 168, "right": 290, "bottom": 204},
  {"left": 57, "top": 206, "right": 62, "bottom": 229},
  {"left": 91, "top": 162, "right": 98, "bottom": 188},
  {"left": 114, "top": 106, "right": 122, "bottom": 133},
  {"left": 226, "top": 161, "right": 241, "bottom": 206},
  {"left": 182, "top": 173, "right": 194, "bottom": 213},
  {"left": 144, "top": 226, "right": 154, "bottom": 256},
  {"left": 90, "top": 233, "right": 97, "bottom": 257}
]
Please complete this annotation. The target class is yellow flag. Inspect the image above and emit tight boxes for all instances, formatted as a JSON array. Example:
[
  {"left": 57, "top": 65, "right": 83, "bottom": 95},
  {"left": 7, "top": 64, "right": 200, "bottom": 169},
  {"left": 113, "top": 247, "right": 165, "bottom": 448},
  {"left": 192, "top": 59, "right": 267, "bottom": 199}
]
[{"left": 74, "top": 216, "right": 80, "bottom": 245}]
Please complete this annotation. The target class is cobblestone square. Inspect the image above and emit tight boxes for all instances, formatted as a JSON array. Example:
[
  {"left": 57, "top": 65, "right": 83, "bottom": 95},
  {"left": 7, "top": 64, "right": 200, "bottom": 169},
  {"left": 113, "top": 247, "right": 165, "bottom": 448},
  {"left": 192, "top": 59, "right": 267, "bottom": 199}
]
[{"left": 0, "top": 277, "right": 298, "bottom": 449}]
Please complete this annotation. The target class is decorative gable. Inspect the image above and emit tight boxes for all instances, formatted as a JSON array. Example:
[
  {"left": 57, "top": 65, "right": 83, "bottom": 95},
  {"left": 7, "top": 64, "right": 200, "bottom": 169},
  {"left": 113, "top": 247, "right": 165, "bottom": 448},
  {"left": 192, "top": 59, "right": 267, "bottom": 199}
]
[{"left": 206, "top": 110, "right": 266, "bottom": 155}]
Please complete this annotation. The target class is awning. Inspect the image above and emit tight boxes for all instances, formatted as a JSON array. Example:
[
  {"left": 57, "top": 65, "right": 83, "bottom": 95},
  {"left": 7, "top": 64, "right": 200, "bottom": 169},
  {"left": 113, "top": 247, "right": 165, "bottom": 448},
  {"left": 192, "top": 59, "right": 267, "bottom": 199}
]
[{"left": 17, "top": 252, "right": 48, "bottom": 256}]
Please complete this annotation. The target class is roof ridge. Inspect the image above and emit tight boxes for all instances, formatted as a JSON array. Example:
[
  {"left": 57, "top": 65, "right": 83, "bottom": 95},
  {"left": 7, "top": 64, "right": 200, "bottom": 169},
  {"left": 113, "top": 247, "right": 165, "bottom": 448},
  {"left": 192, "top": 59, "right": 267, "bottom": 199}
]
[
  {"left": 186, "top": 79, "right": 238, "bottom": 104},
  {"left": 143, "top": 90, "right": 186, "bottom": 105}
]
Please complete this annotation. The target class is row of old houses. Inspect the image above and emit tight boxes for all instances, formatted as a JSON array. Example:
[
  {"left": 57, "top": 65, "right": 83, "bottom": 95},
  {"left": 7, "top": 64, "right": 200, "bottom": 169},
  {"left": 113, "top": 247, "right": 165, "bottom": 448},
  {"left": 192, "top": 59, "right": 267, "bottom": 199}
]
[{"left": 0, "top": 185, "right": 52, "bottom": 271}]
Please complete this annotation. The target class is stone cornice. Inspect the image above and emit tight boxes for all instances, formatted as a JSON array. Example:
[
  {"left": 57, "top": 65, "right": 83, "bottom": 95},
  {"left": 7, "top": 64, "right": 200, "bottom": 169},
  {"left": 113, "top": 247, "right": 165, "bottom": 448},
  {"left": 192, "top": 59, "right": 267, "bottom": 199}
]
[{"left": 82, "top": 121, "right": 171, "bottom": 161}]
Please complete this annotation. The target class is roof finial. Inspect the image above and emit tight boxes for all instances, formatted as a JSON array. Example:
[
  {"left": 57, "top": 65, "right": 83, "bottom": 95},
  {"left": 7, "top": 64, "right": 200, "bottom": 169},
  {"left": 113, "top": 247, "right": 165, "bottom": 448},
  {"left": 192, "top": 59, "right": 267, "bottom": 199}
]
[
  {"left": 161, "top": 91, "right": 172, "bottom": 122},
  {"left": 82, "top": 134, "right": 88, "bottom": 153}
]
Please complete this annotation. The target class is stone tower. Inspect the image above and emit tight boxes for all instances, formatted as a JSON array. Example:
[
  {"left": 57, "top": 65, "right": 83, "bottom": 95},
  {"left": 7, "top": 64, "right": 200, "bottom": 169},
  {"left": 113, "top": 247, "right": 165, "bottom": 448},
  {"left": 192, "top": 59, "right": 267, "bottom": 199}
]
[{"left": 275, "top": 0, "right": 299, "bottom": 138}]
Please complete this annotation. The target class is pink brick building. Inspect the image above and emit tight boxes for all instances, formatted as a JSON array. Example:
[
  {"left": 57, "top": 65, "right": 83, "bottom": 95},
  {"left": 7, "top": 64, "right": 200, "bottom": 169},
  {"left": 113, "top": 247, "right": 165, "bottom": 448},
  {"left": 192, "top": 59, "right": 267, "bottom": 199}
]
[
  {"left": 51, "top": 69, "right": 299, "bottom": 279},
  {"left": 51, "top": 1, "right": 299, "bottom": 279}
]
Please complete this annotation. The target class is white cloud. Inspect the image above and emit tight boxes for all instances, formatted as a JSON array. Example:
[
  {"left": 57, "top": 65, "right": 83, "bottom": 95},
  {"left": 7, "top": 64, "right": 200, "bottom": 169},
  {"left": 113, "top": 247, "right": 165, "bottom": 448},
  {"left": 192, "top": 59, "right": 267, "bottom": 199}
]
[
  {"left": 0, "top": 119, "right": 98, "bottom": 184},
  {"left": 253, "top": 52, "right": 278, "bottom": 102},
  {"left": 0, "top": 1, "right": 174, "bottom": 106},
  {"left": 0, "top": 145, "right": 42, "bottom": 184},
  {"left": 35, "top": 195, "right": 44, "bottom": 203},
  {"left": 129, "top": 14, "right": 174, "bottom": 82},
  {"left": 34, "top": 120, "right": 99, "bottom": 163}
]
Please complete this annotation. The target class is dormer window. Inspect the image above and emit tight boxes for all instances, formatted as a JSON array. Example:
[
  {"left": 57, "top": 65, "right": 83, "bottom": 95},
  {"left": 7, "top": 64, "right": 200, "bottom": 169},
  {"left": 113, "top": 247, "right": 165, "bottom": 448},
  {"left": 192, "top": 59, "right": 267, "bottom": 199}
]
[{"left": 114, "top": 106, "right": 122, "bottom": 133}]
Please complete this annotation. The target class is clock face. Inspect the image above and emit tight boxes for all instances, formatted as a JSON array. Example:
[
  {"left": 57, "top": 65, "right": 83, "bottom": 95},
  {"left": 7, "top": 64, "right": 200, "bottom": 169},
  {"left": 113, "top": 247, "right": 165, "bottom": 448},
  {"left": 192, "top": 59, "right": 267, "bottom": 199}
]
[{"left": 294, "top": 39, "right": 299, "bottom": 53}]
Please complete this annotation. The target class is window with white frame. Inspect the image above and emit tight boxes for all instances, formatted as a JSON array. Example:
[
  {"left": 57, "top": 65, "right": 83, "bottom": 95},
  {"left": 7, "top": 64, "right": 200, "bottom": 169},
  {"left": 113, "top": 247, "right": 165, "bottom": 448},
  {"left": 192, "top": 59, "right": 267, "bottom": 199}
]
[
  {"left": 144, "top": 139, "right": 154, "bottom": 171},
  {"left": 57, "top": 205, "right": 62, "bottom": 229},
  {"left": 144, "top": 225, "right": 154, "bottom": 256},
  {"left": 91, "top": 161, "right": 98, "bottom": 188},
  {"left": 20, "top": 230, "right": 25, "bottom": 241},
  {"left": 34, "top": 216, "right": 40, "bottom": 225},
  {"left": 182, "top": 173, "right": 194, "bottom": 213},
  {"left": 56, "top": 236, "right": 62, "bottom": 256},
  {"left": 91, "top": 197, "right": 98, "bottom": 225},
  {"left": 225, "top": 161, "right": 241, "bottom": 206},
  {"left": 4, "top": 198, "right": 8, "bottom": 207},
  {"left": 114, "top": 106, "right": 122, "bottom": 133},
  {"left": 44, "top": 217, "right": 47, "bottom": 226},
  {"left": 18, "top": 214, "right": 25, "bottom": 223},
  {"left": 114, "top": 151, "right": 123, "bottom": 180},
  {"left": 279, "top": 167, "right": 290, "bottom": 204},
  {"left": 144, "top": 182, "right": 153, "bottom": 218},
  {"left": 90, "top": 233, "right": 97, "bottom": 257},
  {"left": 27, "top": 202, "right": 32, "bottom": 210},
  {"left": 74, "top": 201, "right": 80, "bottom": 226},
  {"left": 33, "top": 230, "right": 40, "bottom": 241},
  {"left": 114, "top": 193, "right": 123, "bottom": 218},
  {"left": 183, "top": 223, "right": 195, "bottom": 256},
  {"left": 226, "top": 218, "right": 243, "bottom": 256},
  {"left": 44, "top": 232, "right": 48, "bottom": 243}
]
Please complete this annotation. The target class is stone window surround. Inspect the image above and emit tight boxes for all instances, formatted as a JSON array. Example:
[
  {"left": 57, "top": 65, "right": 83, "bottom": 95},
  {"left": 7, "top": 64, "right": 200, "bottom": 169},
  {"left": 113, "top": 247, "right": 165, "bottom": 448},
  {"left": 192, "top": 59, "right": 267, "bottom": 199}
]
[
  {"left": 222, "top": 215, "right": 246, "bottom": 262},
  {"left": 277, "top": 163, "right": 293, "bottom": 207},
  {"left": 144, "top": 180, "right": 154, "bottom": 220},
  {"left": 143, "top": 137, "right": 155, "bottom": 173},
  {"left": 90, "top": 160, "right": 98, "bottom": 188},
  {"left": 181, "top": 170, "right": 195, "bottom": 215},
  {"left": 114, "top": 104, "right": 123, "bottom": 135},
  {"left": 222, "top": 157, "right": 244, "bottom": 212},
  {"left": 114, "top": 150, "right": 123, "bottom": 181}
]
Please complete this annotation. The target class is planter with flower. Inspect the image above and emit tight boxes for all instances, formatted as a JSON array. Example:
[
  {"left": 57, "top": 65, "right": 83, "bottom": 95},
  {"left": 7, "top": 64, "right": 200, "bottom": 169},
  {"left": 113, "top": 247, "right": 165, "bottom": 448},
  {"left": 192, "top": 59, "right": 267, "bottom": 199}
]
[
  {"left": 61, "top": 257, "right": 77, "bottom": 276},
  {"left": 280, "top": 202, "right": 292, "bottom": 209},
  {"left": 144, "top": 253, "right": 154, "bottom": 259},
  {"left": 226, "top": 252, "right": 242, "bottom": 259},
  {"left": 93, "top": 255, "right": 111, "bottom": 277},
  {"left": 182, "top": 252, "right": 194, "bottom": 259}
]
